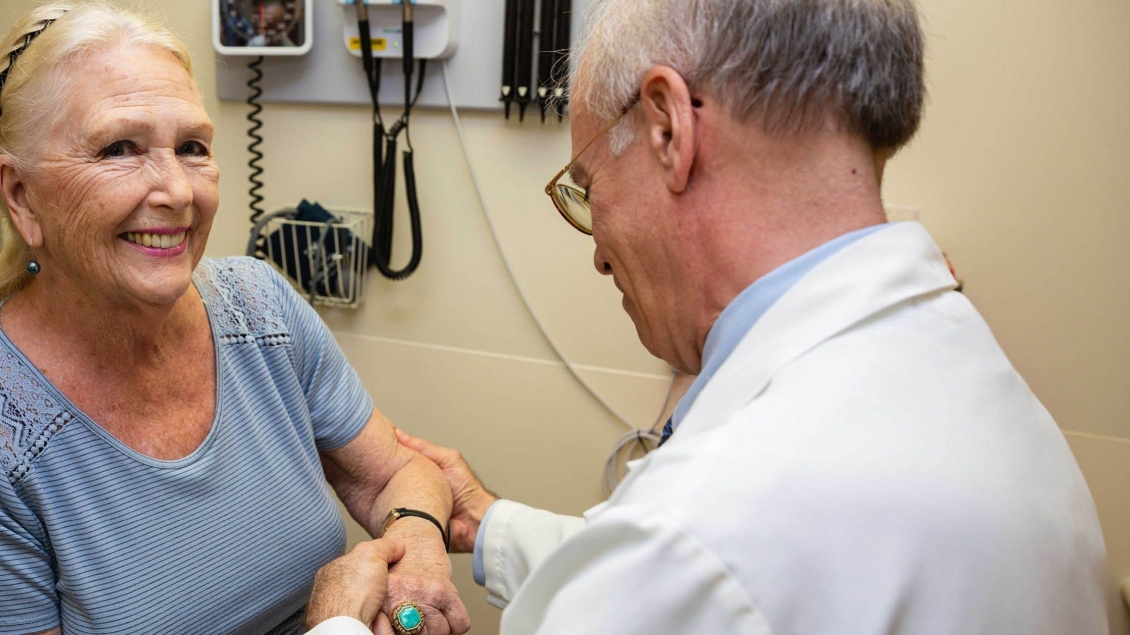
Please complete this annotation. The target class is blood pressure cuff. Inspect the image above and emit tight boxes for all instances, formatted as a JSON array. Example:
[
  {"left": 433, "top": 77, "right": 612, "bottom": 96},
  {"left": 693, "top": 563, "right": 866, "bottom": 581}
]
[{"left": 265, "top": 199, "right": 369, "bottom": 299}]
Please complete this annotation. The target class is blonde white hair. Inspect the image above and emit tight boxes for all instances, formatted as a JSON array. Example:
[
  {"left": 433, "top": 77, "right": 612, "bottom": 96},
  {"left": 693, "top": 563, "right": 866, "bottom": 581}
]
[{"left": 0, "top": 1, "right": 193, "bottom": 298}]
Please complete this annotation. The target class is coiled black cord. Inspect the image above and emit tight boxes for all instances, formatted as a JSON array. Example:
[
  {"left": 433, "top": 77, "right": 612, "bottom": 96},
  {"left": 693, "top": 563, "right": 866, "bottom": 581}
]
[
  {"left": 371, "top": 59, "right": 427, "bottom": 281},
  {"left": 358, "top": 8, "right": 426, "bottom": 281},
  {"left": 246, "top": 56, "right": 267, "bottom": 259}
]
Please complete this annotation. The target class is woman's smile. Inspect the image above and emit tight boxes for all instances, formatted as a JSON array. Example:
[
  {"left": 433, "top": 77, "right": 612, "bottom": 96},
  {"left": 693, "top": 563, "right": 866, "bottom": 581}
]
[{"left": 122, "top": 229, "right": 188, "bottom": 253}]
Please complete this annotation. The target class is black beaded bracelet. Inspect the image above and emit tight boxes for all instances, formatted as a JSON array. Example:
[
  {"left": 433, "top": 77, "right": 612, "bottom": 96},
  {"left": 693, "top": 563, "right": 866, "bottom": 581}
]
[{"left": 379, "top": 507, "right": 451, "bottom": 553}]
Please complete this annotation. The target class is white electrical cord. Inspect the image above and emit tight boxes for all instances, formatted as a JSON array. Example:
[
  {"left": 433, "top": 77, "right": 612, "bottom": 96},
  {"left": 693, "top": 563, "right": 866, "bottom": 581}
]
[
  {"left": 440, "top": 62, "right": 676, "bottom": 492},
  {"left": 600, "top": 376, "right": 679, "bottom": 498}
]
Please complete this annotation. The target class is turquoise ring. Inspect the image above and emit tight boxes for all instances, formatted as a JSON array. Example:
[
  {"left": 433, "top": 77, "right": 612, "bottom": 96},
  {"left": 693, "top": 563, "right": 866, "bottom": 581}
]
[{"left": 391, "top": 601, "right": 425, "bottom": 635}]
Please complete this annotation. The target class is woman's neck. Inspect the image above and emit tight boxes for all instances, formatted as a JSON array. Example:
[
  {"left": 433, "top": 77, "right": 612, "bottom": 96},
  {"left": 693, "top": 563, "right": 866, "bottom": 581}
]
[{"left": 1, "top": 276, "right": 204, "bottom": 370}]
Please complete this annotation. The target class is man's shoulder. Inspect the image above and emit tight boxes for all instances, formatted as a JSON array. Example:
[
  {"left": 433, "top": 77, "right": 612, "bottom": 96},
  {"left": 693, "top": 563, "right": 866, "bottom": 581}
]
[
  {"left": 640, "top": 304, "right": 1087, "bottom": 542},
  {"left": 600, "top": 297, "right": 1106, "bottom": 631}
]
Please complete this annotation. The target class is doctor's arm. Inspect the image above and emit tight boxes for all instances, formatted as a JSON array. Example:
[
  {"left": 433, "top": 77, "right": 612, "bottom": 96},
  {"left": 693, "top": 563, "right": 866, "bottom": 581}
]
[
  {"left": 319, "top": 411, "right": 470, "bottom": 635},
  {"left": 501, "top": 508, "right": 765, "bottom": 635},
  {"left": 395, "top": 431, "right": 587, "bottom": 605}
]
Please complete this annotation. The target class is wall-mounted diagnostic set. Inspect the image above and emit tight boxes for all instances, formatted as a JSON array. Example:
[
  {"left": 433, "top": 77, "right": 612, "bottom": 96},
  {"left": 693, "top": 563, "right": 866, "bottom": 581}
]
[
  {"left": 212, "top": 0, "right": 465, "bottom": 301},
  {"left": 211, "top": 0, "right": 584, "bottom": 305}
]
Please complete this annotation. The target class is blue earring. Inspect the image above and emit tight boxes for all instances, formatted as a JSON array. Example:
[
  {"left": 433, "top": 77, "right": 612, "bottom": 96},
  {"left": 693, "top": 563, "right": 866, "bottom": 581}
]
[{"left": 26, "top": 260, "right": 40, "bottom": 275}]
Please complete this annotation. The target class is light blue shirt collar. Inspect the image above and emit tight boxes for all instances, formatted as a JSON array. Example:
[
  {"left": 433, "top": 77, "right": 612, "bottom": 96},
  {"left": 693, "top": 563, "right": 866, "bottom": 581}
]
[{"left": 670, "top": 223, "right": 890, "bottom": 429}]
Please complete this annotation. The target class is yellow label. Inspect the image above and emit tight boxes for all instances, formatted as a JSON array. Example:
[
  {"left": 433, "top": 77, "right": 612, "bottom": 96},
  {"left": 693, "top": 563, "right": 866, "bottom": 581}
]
[{"left": 348, "top": 37, "right": 387, "bottom": 52}]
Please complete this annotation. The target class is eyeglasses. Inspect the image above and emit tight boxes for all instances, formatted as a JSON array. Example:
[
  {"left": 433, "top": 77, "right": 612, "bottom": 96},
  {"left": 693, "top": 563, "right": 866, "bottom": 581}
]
[{"left": 544, "top": 97, "right": 639, "bottom": 235}]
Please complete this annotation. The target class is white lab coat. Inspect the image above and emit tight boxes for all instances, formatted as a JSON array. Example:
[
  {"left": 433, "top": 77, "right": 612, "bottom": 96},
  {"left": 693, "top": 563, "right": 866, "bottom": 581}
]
[{"left": 309, "top": 222, "right": 1108, "bottom": 635}]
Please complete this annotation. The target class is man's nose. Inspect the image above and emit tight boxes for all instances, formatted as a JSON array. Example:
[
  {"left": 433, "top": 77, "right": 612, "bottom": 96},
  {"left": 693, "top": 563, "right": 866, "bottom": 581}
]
[{"left": 593, "top": 245, "right": 613, "bottom": 276}]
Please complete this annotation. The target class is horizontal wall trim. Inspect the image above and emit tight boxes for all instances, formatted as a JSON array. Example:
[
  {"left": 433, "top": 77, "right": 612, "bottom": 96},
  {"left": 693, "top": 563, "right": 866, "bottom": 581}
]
[
  {"left": 333, "top": 331, "right": 673, "bottom": 382},
  {"left": 332, "top": 333, "right": 1130, "bottom": 442},
  {"left": 1063, "top": 430, "right": 1130, "bottom": 445}
]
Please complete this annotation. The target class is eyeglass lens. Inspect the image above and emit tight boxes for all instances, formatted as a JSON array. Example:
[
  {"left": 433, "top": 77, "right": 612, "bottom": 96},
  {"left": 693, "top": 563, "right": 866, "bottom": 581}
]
[{"left": 554, "top": 185, "right": 592, "bottom": 233}]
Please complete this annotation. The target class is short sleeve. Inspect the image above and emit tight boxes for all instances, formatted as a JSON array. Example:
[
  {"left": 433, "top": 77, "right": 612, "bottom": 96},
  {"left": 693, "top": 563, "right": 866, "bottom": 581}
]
[
  {"left": 263, "top": 263, "right": 373, "bottom": 451},
  {"left": 0, "top": 478, "right": 58, "bottom": 634}
]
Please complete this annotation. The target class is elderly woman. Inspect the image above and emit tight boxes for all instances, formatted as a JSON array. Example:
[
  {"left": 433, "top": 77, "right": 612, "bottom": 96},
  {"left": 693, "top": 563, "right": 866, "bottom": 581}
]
[{"left": 0, "top": 3, "right": 468, "bottom": 635}]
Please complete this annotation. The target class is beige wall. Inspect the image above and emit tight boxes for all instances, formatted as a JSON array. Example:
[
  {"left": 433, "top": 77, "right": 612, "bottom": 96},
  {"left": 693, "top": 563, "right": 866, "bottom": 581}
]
[{"left": 4, "top": 0, "right": 1128, "bottom": 632}]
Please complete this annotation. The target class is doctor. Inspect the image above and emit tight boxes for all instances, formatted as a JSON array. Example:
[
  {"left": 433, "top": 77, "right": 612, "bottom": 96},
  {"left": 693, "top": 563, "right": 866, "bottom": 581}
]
[{"left": 306, "top": 0, "right": 1110, "bottom": 633}]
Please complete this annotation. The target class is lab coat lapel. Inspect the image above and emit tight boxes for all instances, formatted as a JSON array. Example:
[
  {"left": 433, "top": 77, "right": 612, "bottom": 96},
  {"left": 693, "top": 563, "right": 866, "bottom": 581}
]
[{"left": 675, "top": 222, "right": 959, "bottom": 442}]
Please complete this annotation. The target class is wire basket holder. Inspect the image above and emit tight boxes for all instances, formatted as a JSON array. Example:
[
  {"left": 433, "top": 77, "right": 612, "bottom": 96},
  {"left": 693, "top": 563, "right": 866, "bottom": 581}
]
[{"left": 260, "top": 207, "right": 374, "bottom": 308}]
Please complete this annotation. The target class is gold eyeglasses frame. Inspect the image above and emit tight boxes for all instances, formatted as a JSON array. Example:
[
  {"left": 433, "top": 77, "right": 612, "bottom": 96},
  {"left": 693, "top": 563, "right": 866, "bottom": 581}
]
[{"left": 544, "top": 96, "right": 640, "bottom": 235}]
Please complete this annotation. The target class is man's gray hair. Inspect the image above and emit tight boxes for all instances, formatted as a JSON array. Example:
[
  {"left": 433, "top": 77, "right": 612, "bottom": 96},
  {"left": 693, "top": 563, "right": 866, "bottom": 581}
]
[{"left": 571, "top": 0, "right": 925, "bottom": 154}]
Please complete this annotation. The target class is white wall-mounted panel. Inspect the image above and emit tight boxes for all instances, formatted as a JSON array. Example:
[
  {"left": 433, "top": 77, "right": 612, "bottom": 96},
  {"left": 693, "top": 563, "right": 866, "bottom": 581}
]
[{"left": 215, "top": 0, "right": 589, "bottom": 110}]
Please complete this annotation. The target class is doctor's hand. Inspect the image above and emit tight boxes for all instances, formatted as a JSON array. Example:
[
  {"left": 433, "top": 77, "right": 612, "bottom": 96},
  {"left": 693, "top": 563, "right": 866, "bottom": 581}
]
[
  {"left": 306, "top": 538, "right": 404, "bottom": 631},
  {"left": 394, "top": 429, "right": 499, "bottom": 554}
]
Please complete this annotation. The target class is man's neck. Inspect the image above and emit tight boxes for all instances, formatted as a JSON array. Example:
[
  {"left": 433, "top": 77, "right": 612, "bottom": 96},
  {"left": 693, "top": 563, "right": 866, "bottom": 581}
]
[{"left": 680, "top": 125, "right": 890, "bottom": 366}]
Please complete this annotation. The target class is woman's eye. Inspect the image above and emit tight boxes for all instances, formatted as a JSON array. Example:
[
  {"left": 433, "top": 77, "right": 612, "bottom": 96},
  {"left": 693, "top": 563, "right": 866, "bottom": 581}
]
[
  {"left": 101, "top": 141, "right": 135, "bottom": 158},
  {"left": 177, "top": 141, "right": 209, "bottom": 156}
]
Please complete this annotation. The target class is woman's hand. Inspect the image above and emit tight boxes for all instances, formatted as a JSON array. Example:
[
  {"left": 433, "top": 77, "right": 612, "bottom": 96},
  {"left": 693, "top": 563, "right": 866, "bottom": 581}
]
[
  {"left": 306, "top": 538, "right": 405, "bottom": 630},
  {"left": 321, "top": 411, "right": 470, "bottom": 634},
  {"left": 377, "top": 520, "right": 469, "bottom": 635},
  {"left": 394, "top": 429, "right": 499, "bottom": 554}
]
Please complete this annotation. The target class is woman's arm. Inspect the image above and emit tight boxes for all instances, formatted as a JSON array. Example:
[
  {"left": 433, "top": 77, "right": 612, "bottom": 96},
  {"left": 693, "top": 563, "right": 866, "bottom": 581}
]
[{"left": 320, "top": 407, "right": 470, "bottom": 635}]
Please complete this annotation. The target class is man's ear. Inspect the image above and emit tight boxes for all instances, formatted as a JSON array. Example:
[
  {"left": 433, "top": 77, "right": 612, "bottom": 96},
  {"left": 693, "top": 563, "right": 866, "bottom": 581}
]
[
  {"left": 0, "top": 160, "right": 43, "bottom": 248},
  {"left": 638, "top": 66, "right": 698, "bottom": 194}
]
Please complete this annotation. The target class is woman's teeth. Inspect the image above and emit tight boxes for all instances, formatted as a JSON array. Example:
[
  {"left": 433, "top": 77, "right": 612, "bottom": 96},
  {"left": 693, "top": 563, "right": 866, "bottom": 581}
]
[{"left": 125, "top": 232, "right": 186, "bottom": 249}]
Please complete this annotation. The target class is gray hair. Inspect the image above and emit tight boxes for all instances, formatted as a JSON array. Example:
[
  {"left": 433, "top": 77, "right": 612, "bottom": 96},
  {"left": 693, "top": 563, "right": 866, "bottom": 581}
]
[
  {"left": 0, "top": 1, "right": 193, "bottom": 298},
  {"left": 571, "top": 0, "right": 926, "bottom": 155}
]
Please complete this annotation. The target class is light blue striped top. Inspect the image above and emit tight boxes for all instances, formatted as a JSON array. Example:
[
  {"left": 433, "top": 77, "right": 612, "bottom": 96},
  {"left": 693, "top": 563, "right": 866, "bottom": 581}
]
[{"left": 0, "top": 257, "right": 373, "bottom": 635}]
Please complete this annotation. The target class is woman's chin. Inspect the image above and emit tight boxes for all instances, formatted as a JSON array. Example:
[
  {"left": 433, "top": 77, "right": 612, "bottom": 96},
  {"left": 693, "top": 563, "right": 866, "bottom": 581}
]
[
  {"left": 120, "top": 271, "right": 196, "bottom": 308},
  {"left": 114, "top": 249, "right": 201, "bottom": 306}
]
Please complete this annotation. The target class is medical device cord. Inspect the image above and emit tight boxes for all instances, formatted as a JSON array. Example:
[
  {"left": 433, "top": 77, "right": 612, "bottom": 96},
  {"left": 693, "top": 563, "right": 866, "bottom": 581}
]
[
  {"left": 601, "top": 383, "right": 673, "bottom": 498},
  {"left": 307, "top": 214, "right": 342, "bottom": 305},
  {"left": 440, "top": 63, "right": 677, "bottom": 493},
  {"left": 246, "top": 56, "right": 267, "bottom": 259},
  {"left": 358, "top": 2, "right": 425, "bottom": 281},
  {"left": 243, "top": 207, "right": 340, "bottom": 307}
]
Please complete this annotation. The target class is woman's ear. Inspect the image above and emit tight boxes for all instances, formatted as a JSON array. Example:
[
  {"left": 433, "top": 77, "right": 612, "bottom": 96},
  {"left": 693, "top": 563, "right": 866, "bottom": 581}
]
[
  {"left": 638, "top": 66, "right": 698, "bottom": 194},
  {"left": 0, "top": 160, "right": 43, "bottom": 248}
]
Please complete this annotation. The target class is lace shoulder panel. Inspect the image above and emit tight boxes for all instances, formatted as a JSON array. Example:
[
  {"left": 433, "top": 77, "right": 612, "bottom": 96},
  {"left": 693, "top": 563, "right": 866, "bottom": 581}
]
[
  {"left": 193, "top": 257, "right": 292, "bottom": 348},
  {"left": 0, "top": 350, "right": 75, "bottom": 485}
]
